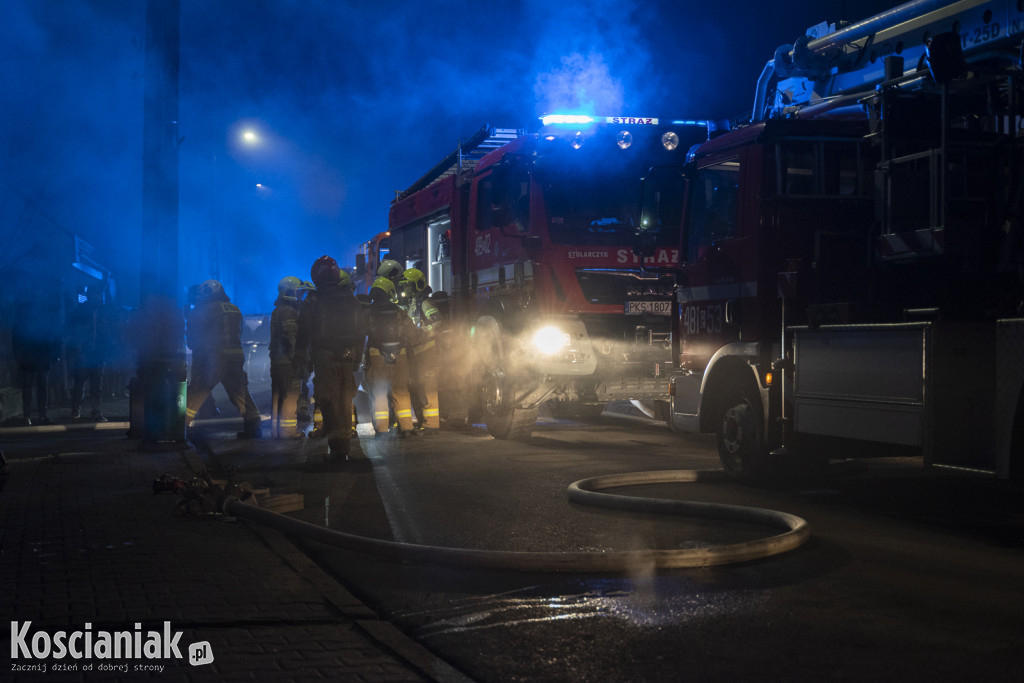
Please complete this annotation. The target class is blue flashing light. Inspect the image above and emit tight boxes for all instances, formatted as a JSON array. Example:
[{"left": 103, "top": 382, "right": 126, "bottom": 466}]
[{"left": 541, "top": 114, "right": 595, "bottom": 125}]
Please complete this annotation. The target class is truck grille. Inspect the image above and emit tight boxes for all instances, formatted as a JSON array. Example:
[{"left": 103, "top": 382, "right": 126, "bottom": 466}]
[{"left": 576, "top": 269, "right": 676, "bottom": 305}]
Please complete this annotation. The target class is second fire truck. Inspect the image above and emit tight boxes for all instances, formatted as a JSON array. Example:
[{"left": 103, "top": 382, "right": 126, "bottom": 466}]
[{"left": 645, "top": 0, "right": 1024, "bottom": 478}]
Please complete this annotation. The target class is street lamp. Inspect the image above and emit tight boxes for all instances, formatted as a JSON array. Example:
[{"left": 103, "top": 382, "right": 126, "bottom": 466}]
[{"left": 210, "top": 124, "right": 266, "bottom": 281}]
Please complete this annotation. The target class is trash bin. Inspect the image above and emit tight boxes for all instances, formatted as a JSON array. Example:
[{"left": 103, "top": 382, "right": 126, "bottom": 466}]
[{"left": 138, "top": 358, "right": 187, "bottom": 443}]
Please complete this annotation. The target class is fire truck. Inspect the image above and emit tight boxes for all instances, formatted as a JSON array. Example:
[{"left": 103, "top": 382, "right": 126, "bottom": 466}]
[
  {"left": 646, "top": 0, "right": 1024, "bottom": 478},
  {"left": 353, "top": 230, "right": 390, "bottom": 294},
  {"left": 380, "top": 117, "right": 717, "bottom": 438}
]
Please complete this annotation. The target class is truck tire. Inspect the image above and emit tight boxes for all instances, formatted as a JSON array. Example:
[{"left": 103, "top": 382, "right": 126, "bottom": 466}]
[
  {"left": 479, "top": 362, "right": 538, "bottom": 439},
  {"left": 716, "top": 388, "right": 767, "bottom": 478},
  {"left": 486, "top": 405, "right": 538, "bottom": 440}
]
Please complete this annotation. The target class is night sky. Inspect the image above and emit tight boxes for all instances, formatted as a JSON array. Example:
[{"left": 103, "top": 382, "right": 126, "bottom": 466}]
[{"left": 3, "top": 0, "right": 894, "bottom": 313}]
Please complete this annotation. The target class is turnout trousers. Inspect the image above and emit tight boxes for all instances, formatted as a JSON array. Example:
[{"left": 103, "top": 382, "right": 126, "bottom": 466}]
[
  {"left": 310, "top": 350, "right": 358, "bottom": 457},
  {"left": 409, "top": 339, "right": 439, "bottom": 429},
  {"left": 270, "top": 358, "right": 302, "bottom": 438},
  {"left": 366, "top": 348, "right": 413, "bottom": 434},
  {"left": 186, "top": 349, "right": 261, "bottom": 434}
]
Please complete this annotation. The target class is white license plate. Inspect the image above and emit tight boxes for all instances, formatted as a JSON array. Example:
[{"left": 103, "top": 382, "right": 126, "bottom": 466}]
[{"left": 625, "top": 300, "right": 672, "bottom": 315}]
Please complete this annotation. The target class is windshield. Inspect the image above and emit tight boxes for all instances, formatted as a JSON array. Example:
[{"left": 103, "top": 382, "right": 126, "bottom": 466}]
[{"left": 535, "top": 139, "right": 681, "bottom": 247}]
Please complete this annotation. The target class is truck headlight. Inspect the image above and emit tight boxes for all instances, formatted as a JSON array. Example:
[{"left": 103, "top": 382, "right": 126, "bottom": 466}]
[{"left": 531, "top": 325, "right": 571, "bottom": 355}]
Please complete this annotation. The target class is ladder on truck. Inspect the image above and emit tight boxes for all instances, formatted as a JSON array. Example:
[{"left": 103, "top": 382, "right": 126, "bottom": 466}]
[
  {"left": 394, "top": 126, "right": 524, "bottom": 203},
  {"left": 752, "top": 0, "right": 1024, "bottom": 121}
]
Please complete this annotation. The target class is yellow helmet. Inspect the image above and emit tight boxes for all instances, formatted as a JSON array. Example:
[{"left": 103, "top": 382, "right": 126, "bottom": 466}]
[
  {"left": 370, "top": 276, "right": 397, "bottom": 303},
  {"left": 402, "top": 268, "right": 427, "bottom": 293}
]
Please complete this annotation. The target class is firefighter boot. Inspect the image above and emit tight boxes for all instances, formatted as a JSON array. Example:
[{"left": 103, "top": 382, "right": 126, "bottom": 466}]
[{"left": 238, "top": 417, "right": 262, "bottom": 440}]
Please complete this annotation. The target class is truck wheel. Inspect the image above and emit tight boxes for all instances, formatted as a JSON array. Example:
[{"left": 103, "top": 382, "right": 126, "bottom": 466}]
[
  {"left": 717, "top": 390, "right": 767, "bottom": 478},
  {"left": 480, "top": 363, "right": 537, "bottom": 439},
  {"left": 486, "top": 405, "right": 538, "bottom": 440}
]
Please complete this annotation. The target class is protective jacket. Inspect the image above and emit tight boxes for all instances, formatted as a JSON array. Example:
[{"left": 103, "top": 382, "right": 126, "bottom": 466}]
[
  {"left": 187, "top": 296, "right": 244, "bottom": 356},
  {"left": 295, "top": 284, "right": 366, "bottom": 364},
  {"left": 366, "top": 298, "right": 424, "bottom": 362},
  {"left": 270, "top": 298, "right": 300, "bottom": 361}
]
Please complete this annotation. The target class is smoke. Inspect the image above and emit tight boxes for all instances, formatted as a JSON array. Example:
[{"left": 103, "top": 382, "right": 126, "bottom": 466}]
[
  {"left": 528, "top": 0, "right": 657, "bottom": 117},
  {"left": 534, "top": 53, "right": 625, "bottom": 117},
  {"left": 2, "top": 1, "right": 145, "bottom": 305},
  {"left": 2, "top": 0, "right": 898, "bottom": 315}
]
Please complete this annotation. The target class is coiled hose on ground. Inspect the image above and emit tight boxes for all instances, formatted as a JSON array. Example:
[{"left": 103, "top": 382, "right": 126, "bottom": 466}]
[{"left": 223, "top": 469, "right": 810, "bottom": 571}]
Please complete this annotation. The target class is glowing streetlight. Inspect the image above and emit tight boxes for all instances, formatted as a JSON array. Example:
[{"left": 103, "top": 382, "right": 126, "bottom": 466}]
[{"left": 241, "top": 129, "right": 260, "bottom": 145}]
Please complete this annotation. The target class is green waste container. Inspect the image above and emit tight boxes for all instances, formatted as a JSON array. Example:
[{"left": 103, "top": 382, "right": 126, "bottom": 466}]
[{"left": 139, "top": 359, "right": 187, "bottom": 443}]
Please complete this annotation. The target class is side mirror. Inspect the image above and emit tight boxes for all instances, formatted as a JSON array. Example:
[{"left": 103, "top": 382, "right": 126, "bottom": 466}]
[
  {"left": 354, "top": 253, "right": 366, "bottom": 276},
  {"left": 512, "top": 194, "right": 530, "bottom": 234}
]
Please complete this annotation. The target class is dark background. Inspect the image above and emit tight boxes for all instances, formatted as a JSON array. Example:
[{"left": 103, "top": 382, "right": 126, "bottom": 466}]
[{"left": 2, "top": 0, "right": 895, "bottom": 313}]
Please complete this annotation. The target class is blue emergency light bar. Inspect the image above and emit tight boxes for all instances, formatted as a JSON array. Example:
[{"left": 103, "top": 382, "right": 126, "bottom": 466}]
[
  {"left": 542, "top": 114, "right": 594, "bottom": 125},
  {"left": 541, "top": 114, "right": 661, "bottom": 126}
]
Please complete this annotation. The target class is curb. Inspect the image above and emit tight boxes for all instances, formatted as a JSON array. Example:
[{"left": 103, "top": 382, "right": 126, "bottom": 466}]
[{"left": 180, "top": 450, "right": 473, "bottom": 683}]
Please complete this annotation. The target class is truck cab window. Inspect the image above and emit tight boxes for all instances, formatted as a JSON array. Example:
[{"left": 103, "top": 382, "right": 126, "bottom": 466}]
[
  {"left": 475, "top": 176, "right": 494, "bottom": 231},
  {"left": 686, "top": 160, "right": 739, "bottom": 262},
  {"left": 778, "top": 141, "right": 866, "bottom": 197},
  {"left": 782, "top": 143, "right": 818, "bottom": 195}
]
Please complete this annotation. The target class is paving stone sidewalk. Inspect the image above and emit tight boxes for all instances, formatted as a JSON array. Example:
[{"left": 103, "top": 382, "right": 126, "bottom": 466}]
[{"left": 0, "top": 430, "right": 466, "bottom": 682}]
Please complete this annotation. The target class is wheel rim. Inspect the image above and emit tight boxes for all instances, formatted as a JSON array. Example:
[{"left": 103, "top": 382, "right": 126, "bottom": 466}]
[
  {"left": 721, "top": 402, "right": 753, "bottom": 457},
  {"left": 481, "top": 367, "right": 506, "bottom": 415}
]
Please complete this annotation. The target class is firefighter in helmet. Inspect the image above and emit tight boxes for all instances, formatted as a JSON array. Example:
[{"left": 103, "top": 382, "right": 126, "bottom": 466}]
[
  {"left": 184, "top": 279, "right": 262, "bottom": 438},
  {"left": 295, "top": 256, "right": 367, "bottom": 462},
  {"left": 398, "top": 268, "right": 443, "bottom": 432},
  {"left": 269, "top": 276, "right": 306, "bottom": 439},
  {"left": 304, "top": 269, "right": 356, "bottom": 439},
  {"left": 376, "top": 258, "right": 405, "bottom": 285},
  {"left": 364, "top": 276, "right": 424, "bottom": 436}
]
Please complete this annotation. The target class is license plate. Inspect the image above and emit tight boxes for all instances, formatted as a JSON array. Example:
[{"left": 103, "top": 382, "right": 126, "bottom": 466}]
[{"left": 625, "top": 300, "right": 672, "bottom": 315}]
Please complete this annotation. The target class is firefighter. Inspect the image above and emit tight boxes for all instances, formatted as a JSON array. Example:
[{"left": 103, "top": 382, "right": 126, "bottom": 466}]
[
  {"left": 376, "top": 258, "right": 405, "bottom": 285},
  {"left": 269, "top": 276, "right": 306, "bottom": 439},
  {"left": 364, "top": 276, "right": 424, "bottom": 437},
  {"left": 184, "top": 280, "right": 262, "bottom": 438},
  {"left": 398, "top": 268, "right": 442, "bottom": 432},
  {"left": 295, "top": 255, "right": 366, "bottom": 461}
]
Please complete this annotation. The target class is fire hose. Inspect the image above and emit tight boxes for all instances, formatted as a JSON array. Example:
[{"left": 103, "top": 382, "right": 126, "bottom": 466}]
[{"left": 221, "top": 469, "right": 810, "bottom": 571}]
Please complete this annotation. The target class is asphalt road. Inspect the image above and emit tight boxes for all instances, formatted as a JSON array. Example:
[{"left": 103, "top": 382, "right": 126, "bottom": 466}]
[{"left": 208, "top": 393, "right": 1024, "bottom": 683}]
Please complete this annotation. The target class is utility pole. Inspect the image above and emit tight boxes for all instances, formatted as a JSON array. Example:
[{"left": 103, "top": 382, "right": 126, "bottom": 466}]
[{"left": 135, "top": 0, "right": 187, "bottom": 446}]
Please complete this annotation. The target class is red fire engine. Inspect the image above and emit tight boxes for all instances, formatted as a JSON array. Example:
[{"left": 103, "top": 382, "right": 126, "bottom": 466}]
[
  {"left": 381, "top": 118, "right": 717, "bottom": 438},
  {"left": 647, "top": 0, "right": 1024, "bottom": 478},
  {"left": 353, "top": 230, "right": 390, "bottom": 294}
]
